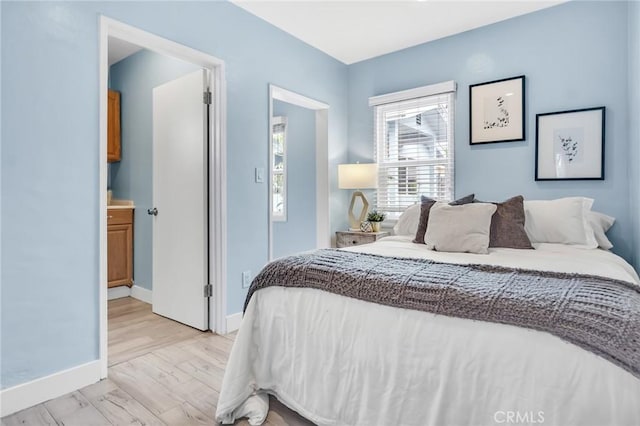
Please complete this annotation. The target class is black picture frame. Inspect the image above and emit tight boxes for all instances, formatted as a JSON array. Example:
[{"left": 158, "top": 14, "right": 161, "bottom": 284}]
[
  {"left": 469, "top": 75, "right": 526, "bottom": 145},
  {"left": 535, "top": 106, "right": 605, "bottom": 181}
]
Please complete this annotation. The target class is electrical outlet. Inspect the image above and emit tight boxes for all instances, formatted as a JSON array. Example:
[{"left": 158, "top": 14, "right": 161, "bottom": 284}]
[{"left": 242, "top": 270, "right": 252, "bottom": 288}]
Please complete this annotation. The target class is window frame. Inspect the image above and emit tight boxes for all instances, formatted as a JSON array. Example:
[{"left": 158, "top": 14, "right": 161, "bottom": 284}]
[{"left": 371, "top": 82, "right": 456, "bottom": 218}]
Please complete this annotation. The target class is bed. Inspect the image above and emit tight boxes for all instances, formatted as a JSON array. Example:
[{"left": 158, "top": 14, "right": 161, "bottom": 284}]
[{"left": 216, "top": 198, "right": 640, "bottom": 426}]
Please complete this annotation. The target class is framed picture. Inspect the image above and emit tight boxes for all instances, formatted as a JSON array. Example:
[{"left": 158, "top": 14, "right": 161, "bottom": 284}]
[
  {"left": 469, "top": 75, "right": 525, "bottom": 144},
  {"left": 535, "top": 107, "right": 605, "bottom": 181}
]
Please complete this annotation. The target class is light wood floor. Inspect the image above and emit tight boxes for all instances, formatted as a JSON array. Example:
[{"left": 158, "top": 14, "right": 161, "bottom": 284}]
[{"left": 2, "top": 297, "right": 314, "bottom": 426}]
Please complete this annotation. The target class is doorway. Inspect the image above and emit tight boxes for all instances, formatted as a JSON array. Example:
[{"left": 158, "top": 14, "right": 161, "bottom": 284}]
[
  {"left": 268, "top": 85, "right": 330, "bottom": 260},
  {"left": 99, "top": 17, "right": 227, "bottom": 379}
]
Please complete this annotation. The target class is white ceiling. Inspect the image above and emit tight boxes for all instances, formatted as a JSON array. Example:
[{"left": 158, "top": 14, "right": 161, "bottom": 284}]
[
  {"left": 108, "top": 36, "right": 143, "bottom": 66},
  {"left": 232, "top": 0, "right": 567, "bottom": 64}
]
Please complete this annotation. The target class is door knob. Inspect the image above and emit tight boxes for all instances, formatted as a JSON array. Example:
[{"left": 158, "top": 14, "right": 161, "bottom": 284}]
[{"left": 147, "top": 207, "right": 158, "bottom": 216}]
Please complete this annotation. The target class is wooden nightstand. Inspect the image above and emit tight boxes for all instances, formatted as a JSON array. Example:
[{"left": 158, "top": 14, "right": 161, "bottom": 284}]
[{"left": 336, "top": 230, "right": 390, "bottom": 248}]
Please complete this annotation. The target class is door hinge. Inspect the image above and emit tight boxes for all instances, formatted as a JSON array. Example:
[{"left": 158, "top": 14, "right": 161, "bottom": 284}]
[
  {"left": 203, "top": 91, "right": 212, "bottom": 105},
  {"left": 204, "top": 284, "right": 213, "bottom": 297}
]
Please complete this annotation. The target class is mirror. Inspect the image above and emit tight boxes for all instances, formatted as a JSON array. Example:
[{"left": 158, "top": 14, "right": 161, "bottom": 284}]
[{"left": 268, "top": 85, "right": 330, "bottom": 260}]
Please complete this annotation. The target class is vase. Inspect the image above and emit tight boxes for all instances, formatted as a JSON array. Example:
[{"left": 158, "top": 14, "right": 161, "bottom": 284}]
[
  {"left": 360, "top": 221, "right": 373, "bottom": 232},
  {"left": 371, "top": 221, "right": 381, "bottom": 232}
]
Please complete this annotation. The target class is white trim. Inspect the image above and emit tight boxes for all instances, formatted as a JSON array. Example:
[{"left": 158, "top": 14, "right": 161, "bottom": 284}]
[
  {"left": 130, "top": 285, "right": 153, "bottom": 304},
  {"left": 99, "top": 16, "right": 109, "bottom": 381},
  {"left": 107, "top": 285, "right": 151, "bottom": 303},
  {"left": 315, "top": 109, "right": 330, "bottom": 249},
  {"left": 268, "top": 85, "right": 330, "bottom": 260},
  {"left": 271, "top": 86, "right": 329, "bottom": 110},
  {"left": 105, "top": 17, "right": 225, "bottom": 69},
  {"left": 99, "top": 15, "right": 227, "bottom": 370},
  {"left": 107, "top": 286, "right": 131, "bottom": 300},
  {"left": 268, "top": 88, "right": 274, "bottom": 259},
  {"left": 0, "top": 361, "right": 101, "bottom": 417},
  {"left": 210, "top": 60, "right": 228, "bottom": 334},
  {"left": 368, "top": 80, "right": 457, "bottom": 106},
  {"left": 225, "top": 312, "right": 243, "bottom": 333}
]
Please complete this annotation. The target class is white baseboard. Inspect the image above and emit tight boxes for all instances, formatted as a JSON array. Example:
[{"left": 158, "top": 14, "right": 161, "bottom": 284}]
[
  {"left": 107, "top": 286, "right": 131, "bottom": 300},
  {"left": 107, "top": 285, "right": 152, "bottom": 304},
  {"left": 130, "top": 285, "right": 152, "bottom": 304},
  {"left": 226, "top": 312, "right": 243, "bottom": 332},
  {"left": 0, "top": 360, "right": 101, "bottom": 417}
]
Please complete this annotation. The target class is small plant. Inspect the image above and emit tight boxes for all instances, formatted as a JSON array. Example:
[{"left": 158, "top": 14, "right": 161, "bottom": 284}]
[{"left": 367, "top": 210, "right": 386, "bottom": 222}]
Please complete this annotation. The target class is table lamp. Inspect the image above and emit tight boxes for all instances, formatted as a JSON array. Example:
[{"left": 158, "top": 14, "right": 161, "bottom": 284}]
[{"left": 338, "top": 163, "right": 378, "bottom": 231}]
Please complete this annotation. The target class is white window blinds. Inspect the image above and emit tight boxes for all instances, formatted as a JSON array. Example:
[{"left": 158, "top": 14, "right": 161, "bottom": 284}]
[{"left": 372, "top": 83, "right": 455, "bottom": 214}]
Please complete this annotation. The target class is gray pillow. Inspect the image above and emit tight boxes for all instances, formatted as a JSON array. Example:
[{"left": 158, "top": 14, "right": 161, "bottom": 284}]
[
  {"left": 478, "top": 195, "right": 533, "bottom": 249},
  {"left": 424, "top": 203, "right": 497, "bottom": 254},
  {"left": 413, "top": 194, "right": 475, "bottom": 244}
]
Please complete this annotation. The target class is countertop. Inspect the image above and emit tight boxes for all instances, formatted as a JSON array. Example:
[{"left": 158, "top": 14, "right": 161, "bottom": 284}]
[{"left": 107, "top": 199, "right": 135, "bottom": 209}]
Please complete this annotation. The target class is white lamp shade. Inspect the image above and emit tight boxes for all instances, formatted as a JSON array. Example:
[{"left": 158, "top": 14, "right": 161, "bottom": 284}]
[{"left": 338, "top": 163, "right": 378, "bottom": 189}]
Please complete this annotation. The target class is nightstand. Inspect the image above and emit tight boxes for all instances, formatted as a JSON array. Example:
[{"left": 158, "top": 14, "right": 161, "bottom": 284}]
[{"left": 336, "top": 230, "right": 390, "bottom": 248}]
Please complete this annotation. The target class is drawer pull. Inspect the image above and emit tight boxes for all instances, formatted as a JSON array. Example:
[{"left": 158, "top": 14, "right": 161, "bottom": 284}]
[{"left": 352, "top": 240, "right": 357, "bottom": 245}]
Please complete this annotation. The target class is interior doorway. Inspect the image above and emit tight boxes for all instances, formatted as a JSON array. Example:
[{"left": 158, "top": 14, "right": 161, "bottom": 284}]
[
  {"left": 99, "top": 17, "right": 227, "bottom": 379},
  {"left": 268, "top": 85, "right": 330, "bottom": 260}
]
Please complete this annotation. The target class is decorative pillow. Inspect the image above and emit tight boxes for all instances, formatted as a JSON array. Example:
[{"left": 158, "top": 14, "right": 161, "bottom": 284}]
[
  {"left": 588, "top": 211, "right": 615, "bottom": 250},
  {"left": 424, "top": 202, "right": 497, "bottom": 254},
  {"left": 393, "top": 203, "right": 421, "bottom": 236},
  {"left": 477, "top": 195, "right": 532, "bottom": 249},
  {"left": 413, "top": 194, "right": 475, "bottom": 244},
  {"left": 523, "top": 197, "right": 598, "bottom": 248}
]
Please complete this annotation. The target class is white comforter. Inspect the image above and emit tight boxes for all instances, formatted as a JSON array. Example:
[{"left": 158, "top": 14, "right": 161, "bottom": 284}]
[{"left": 216, "top": 237, "right": 640, "bottom": 425}]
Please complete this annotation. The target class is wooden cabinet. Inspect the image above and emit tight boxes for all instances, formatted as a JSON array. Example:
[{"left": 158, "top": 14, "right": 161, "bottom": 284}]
[
  {"left": 107, "top": 208, "right": 133, "bottom": 287},
  {"left": 107, "top": 89, "right": 121, "bottom": 162},
  {"left": 336, "top": 231, "right": 390, "bottom": 248}
]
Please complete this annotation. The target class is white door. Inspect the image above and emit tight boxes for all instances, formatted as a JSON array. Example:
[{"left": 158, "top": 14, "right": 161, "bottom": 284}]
[{"left": 152, "top": 69, "right": 209, "bottom": 330}]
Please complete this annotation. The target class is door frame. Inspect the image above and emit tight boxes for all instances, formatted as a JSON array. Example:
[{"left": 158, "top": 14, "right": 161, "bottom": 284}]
[
  {"left": 99, "top": 16, "right": 228, "bottom": 379},
  {"left": 268, "top": 85, "right": 330, "bottom": 260}
]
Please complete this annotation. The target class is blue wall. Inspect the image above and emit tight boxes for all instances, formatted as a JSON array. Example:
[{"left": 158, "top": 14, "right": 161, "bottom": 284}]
[
  {"left": 348, "top": 1, "right": 635, "bottom": 265},
  {"left": 1, "top": 1, "right": 348, "bottom": 389},
  {"left": 109, "top": 50, "right": 200, "bottom": 291},
  {"left": 272, "top": 100, "right": 317, "bottom": 259}
]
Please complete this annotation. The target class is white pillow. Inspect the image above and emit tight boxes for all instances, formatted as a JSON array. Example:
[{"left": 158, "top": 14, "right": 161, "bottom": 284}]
[
  {"left": 523, "top": 197, "right": 597, "bottom": 248},
  {"left": 393, "top": 203, "right": 421, "bottom": 236},
  {"left": 424, "top": 202, "right": 497, "bottom": 254},
  {"left": 588, "top": 211, "right": 615, "bottom": 250}
]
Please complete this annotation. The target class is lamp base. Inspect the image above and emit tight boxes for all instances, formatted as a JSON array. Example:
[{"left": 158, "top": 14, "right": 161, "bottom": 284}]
[{"left": 348, "top": 191, "right": 369, "bottom": 230}]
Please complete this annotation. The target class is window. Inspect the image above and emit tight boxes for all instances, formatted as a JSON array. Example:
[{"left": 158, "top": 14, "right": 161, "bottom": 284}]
[
  {"left": 272, "top": 116, "right": 287, "bottom": 221},
  {"left": 371, "top": 82, "right": 455, "bottom": 216}
]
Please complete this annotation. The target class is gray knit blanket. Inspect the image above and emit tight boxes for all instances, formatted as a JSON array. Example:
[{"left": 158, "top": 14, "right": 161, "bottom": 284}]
[{"left": 245, "top": 249, "right": 640, "bottom": 379}]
